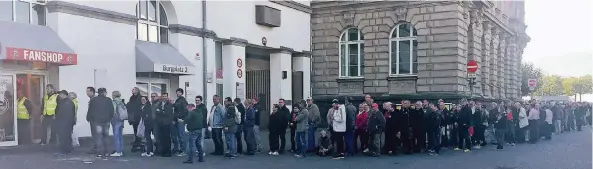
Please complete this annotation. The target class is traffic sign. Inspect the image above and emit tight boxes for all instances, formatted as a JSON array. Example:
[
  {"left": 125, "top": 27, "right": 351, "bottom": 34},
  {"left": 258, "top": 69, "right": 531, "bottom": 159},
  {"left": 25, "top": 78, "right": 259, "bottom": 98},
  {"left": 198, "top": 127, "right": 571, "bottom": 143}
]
[
  {"left": 467, "top": 60, "right": 478, "bottom": 73},
  {"left": 528, "top": 79, "right": 537, "bottom": 91}
]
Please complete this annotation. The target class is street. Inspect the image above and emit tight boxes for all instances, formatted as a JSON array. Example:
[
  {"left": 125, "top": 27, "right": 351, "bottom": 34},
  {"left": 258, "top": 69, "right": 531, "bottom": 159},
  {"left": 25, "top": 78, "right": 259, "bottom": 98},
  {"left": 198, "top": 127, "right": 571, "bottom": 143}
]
[{"left": 1, "top": 129, "right": 591, "bottom": 169}]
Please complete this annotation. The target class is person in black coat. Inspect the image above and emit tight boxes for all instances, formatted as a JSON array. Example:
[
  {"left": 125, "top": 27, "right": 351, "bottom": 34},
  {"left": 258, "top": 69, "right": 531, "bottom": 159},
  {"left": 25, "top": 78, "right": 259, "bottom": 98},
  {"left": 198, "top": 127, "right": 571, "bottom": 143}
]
[
  {"left": 155, "top": 93, "right": 174, "bottom": 157},
  {"left": 139, "top": 96, "right": 155, "bottom": 156},
  {"left": 382, "top": 102, "right": 398, "bottom": 155},
  {"left": 289, "top": 105, "right": 298, "bottom": 153},
  {"left": 127, "top": 87, "right": 143, "bottom": 149},
  {"left": 55, "top": 90, "right": 76, "bottom": 155},
  {"left": 277, "top": 99, "right": 291, "bottom": 154},
  {"left": 472, "top": 102, "right": 485, "bottom": 148},
  {"left": 397, "top": 100, "right": 412, "bottom": 154},
  {"left": 410, "top": 101, "right": 425, "bottom": 153},
  {"left": 268, "top": 104, "right": 284, "bottom": 155},
  {"left": 457, "top": 99, "right": 472, "bottom": 152}
]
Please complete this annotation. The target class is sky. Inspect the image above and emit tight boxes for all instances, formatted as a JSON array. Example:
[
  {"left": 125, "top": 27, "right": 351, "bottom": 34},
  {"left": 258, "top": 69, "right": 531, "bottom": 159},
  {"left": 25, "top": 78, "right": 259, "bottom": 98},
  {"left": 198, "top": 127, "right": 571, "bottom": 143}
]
[
  {"left": 523, "top": 0, "right": 593, "bottom": 77},
  {"left": 523, "top": 0, "right": 593, "bottom": 101}
]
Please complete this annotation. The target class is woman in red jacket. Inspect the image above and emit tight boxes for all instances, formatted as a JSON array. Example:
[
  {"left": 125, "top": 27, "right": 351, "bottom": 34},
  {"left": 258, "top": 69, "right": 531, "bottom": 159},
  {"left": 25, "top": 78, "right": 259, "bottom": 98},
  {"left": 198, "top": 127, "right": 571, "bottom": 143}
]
[{"left": 354, "top": 103, "right": 369, "bottom": 153}]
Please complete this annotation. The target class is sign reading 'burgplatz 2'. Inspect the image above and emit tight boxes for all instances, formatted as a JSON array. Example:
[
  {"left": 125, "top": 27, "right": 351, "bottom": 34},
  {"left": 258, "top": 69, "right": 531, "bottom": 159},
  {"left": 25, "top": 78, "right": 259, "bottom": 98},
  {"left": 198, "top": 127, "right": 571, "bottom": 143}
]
[{"left": 154, "top": 63, "right": 194, "bottom": 75}]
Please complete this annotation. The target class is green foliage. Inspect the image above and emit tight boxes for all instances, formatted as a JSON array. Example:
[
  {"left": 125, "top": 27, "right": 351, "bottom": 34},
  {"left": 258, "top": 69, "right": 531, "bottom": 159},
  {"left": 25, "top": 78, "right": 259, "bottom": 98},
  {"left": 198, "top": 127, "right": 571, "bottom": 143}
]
[
  {"left": 521, "top": 62, "right": 543, "bottom": 96},
  {"left": 534, "top": 75, "right": 563, "bottom": 96}
]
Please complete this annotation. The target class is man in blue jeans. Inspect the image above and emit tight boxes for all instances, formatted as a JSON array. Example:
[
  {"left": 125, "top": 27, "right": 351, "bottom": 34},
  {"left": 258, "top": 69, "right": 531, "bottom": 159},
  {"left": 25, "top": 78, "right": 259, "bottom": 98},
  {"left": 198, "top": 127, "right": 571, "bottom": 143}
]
[
  {"left": 305, "top": 98, "right": 320, "bottom": 152},
  {"left": 344, "top": 98, "right": 357, "bottom": 156},
  {"left": 172, "top": 89, "right": 189, "bottom": 156},
  {"left": 183, "top": 102, "right": 205, "bottom": 164}
]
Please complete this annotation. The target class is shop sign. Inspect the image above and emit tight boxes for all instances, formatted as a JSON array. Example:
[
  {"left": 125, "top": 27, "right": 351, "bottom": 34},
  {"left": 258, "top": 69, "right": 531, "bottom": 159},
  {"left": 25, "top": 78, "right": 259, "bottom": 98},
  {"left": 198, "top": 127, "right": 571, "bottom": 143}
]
[
  {"left": 4, "top": 47, "right": 77, "bottom": 65},
  {"left": 153, "top": 63, "right": 195, "bottom": 75}
]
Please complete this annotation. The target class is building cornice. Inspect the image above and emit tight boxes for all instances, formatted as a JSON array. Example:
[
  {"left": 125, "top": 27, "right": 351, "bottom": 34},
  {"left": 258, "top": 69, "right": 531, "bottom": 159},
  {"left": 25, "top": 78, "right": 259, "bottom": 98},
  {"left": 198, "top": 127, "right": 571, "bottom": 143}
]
[
  {"left": 46, "top": 1, "right": 217, "bottom": 38},
  {"left": 270, "top": 0, "right": 312, "bottom": 14}
]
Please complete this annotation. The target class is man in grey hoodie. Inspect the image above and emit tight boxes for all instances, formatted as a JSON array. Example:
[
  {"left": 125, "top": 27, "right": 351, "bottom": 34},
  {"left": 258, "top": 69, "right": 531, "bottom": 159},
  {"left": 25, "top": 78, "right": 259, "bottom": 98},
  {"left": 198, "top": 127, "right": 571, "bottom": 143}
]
[{"left": 306, "top": 97, "right": 320, "bottom": 152}]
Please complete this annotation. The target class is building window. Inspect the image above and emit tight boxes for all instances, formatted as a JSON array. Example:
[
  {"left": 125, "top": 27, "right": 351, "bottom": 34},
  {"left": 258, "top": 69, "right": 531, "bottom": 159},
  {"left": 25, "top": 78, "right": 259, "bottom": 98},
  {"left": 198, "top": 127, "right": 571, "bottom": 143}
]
[
  {"left": 136, "top": 0, "right": 168, "bottom": 43},
  {"left": 389, "top": 22, "right": 418, "bottom": 76},
  {"left": 0, "top": 0, "right": 46, "bottom": 25},
  {"left": 215, "top": 41, "right": 223, "bottom": 97},
  {"left": 339, "top": 28, "right": 364, "bottom": 78}
]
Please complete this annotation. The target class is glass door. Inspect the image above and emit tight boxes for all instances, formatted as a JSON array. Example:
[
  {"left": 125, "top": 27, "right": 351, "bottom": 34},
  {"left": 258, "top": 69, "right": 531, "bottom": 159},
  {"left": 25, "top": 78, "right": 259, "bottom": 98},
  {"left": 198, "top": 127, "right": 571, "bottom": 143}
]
[
  {"left": 0, "top": 74, "right": 17, "bottom": 146},
  {"left": 15, "top": 74, "right": 44, "bottom": 144},
  {"left": 136, "top": 80, "right": 168, "bottom": 97}
]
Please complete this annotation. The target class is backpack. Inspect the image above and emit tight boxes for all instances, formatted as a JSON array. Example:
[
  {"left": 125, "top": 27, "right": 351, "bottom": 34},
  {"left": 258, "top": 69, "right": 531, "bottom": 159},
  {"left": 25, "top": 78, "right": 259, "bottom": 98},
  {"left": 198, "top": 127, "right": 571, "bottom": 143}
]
[{"left": 116, "top": 101, "right": 128, "bottom": 120}]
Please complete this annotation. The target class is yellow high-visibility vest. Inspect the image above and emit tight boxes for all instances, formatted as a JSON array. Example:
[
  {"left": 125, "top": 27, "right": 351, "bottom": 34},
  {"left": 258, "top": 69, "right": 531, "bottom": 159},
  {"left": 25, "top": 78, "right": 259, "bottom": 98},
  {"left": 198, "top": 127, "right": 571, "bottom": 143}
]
[
  {"left": 17, "top": 97, "right": 29, "bottom": 119},
  {"left": 73, "top": 98, "right": 78, "bottom": 116},
  {"left": 43, "top": 94, "right": 58, "bottom": 116}
]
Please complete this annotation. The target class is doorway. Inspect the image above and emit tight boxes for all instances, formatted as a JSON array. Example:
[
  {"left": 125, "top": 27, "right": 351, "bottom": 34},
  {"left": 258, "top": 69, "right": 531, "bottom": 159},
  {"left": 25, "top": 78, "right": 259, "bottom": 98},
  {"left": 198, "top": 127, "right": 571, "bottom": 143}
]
[
  {"left": 0, "top": 74, "right": 17, "bottom": 146},
  {"left": 15, "top": 74, "right": 45, "bottom": 144},
  {"left": 136, "top": 80, "right": 169, "bottom": 97}
]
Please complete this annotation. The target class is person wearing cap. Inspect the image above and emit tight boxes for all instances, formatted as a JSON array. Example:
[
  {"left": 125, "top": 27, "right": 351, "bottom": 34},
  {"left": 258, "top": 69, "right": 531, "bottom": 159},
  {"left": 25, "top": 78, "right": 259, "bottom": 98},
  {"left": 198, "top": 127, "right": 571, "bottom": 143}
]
[
  {"left": 366, "top": 102, "right": 385, "bottom": 157},
  {"left": 55, "top": 90, "right": 76, "bottom": 155},
  {"left": 329, "top": 98, "right": 346, "bottom": 159},
  {"left": 306, "top": 97, "right": 321, "bottom": 153}
]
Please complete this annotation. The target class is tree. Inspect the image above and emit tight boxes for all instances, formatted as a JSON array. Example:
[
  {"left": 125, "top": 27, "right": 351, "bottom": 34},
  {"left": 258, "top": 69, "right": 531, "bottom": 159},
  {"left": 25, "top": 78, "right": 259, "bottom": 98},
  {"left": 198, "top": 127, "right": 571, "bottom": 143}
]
[
  {"left": 574, "top": 75, "right": 593, "bottom": 101},
  {"left": 561, "top": 77, "right": 577, "bottom": 96},
  {"left": 534, "top": 75, "right": 563, "bottom": 96},
  {"left": 521, "top": 62, "right": 543, "bottom": 96}
]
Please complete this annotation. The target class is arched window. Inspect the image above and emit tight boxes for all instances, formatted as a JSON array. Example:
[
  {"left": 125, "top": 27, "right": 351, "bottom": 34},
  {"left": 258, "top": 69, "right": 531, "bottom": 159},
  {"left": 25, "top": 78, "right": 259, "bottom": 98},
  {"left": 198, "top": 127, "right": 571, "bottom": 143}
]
[
  {"left": 339, "top": 28, "right": 364, "bottom": 77},
  {"left": 389, "top": 22, "right": 418, "bottom": 75},
  {"left": 136, "top": 0, "right": 168, "bottom": 43}
]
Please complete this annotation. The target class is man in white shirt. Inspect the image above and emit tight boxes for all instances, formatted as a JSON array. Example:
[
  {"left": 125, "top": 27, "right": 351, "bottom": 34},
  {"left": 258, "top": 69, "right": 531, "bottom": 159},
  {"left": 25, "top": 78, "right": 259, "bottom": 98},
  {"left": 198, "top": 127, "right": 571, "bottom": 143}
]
[{"left": 528, "top": 103, "right": 540, "bottom": 144}]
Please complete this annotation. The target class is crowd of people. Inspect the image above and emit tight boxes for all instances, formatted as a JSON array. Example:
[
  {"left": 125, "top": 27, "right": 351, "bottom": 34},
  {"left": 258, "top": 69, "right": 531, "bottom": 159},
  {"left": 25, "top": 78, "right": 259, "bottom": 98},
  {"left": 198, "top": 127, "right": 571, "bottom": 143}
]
[{"left": 31, "top": 84, "right": 592, "bottom": 163}]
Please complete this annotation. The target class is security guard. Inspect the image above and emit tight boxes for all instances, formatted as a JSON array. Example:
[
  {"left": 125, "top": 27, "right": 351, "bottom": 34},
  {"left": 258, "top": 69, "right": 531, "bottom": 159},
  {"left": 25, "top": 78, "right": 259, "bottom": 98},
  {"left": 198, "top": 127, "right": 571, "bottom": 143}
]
[
  {"left": 16, "top": 90, "right": 33, "bottom": 144},
  {"left": 40, "top": 84, "right": 58, "bottom": 145}
]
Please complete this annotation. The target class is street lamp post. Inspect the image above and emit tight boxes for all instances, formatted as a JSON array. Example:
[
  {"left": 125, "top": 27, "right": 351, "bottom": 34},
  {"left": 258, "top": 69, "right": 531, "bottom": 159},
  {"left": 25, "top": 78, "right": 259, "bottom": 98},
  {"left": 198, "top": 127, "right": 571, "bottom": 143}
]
[{"left": 468, "top": 73, "right": 477, "bottom": 99}]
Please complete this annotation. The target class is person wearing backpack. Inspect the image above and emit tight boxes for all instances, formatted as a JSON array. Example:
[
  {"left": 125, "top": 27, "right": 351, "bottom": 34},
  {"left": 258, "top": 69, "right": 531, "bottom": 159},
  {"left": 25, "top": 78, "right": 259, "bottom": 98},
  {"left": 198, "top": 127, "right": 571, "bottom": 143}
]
[
  {"left": 111, "top": 91, "right": 128, "bottom": 157},
  {"left": 223, "top": 97, "right": 239, "bottom": 159}
]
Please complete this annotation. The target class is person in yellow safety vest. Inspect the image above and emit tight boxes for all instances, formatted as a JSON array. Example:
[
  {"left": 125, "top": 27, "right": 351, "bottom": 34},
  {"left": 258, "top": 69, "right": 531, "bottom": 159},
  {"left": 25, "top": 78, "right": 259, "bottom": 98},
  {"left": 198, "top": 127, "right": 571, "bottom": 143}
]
[
  {"left": 40, "top": 84, "right": 58, "bottom": 145},
  {"left": 69, "top": 92, "right": 80, "bottom": 147},
  {"left": 17, "top": 90, "right": 33, "bottom": 144}
]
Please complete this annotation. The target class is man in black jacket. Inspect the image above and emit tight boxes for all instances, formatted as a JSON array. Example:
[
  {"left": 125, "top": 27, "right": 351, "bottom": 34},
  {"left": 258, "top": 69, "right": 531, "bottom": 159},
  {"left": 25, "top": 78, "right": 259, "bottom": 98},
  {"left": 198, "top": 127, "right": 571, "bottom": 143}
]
[
  {"left": 344, "top": 97, "right": 357, "bottom": 156},
  {"left": 87, "top": 88, "right": 114, "bottom": 158},
  {"left": 397, "top": 100, "right": 412, "bottom": 154},
  {"left": 366, "top": 103, "right": 385, "bottom": 157},
  {"left": 426, "top": 104, "right": 442, "bottom": 155},
  {"left": 472, "top": 102, "right": 485, "bottom": 149},
  {"left": 410, "top": 101, "right": 425, "bottom": 153},
  {"left": 172, "top": 88, "right": 189, "bottom": 156},
  {"left": 383, "top": 102, "right": 398, "bottom": 155},
  {"left": 277, "top": 98, "right": 291, "bottom": 154},
  {"left": 457, "top": 99, "right": 472, "bottom": 152},
  {"left": 156, "top": 93, "right": 174, "bottom": 157},
  {"left": 56, "top": 90, "right": 76, "bottom": 155},
  {"left": 234, "top": 98, "right": 246, "bottom": 154}
]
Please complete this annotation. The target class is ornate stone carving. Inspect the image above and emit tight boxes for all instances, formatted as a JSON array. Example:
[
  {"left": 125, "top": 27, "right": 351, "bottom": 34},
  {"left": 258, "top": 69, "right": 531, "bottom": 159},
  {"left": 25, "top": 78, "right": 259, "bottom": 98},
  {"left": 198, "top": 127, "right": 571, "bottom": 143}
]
[
  {"left": 343, "top": 11, "right": 356, "bottom": 27},
  {"left": 394, "top": 7, "right": 407, "bottom": 22}
]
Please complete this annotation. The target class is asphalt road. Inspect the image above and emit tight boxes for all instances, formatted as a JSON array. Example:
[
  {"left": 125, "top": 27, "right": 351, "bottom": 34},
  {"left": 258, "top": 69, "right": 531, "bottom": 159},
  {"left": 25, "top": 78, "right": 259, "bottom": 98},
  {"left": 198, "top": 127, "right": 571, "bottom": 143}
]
[{"left": 1, "top": 128, "right": 591, "bottom": 169}]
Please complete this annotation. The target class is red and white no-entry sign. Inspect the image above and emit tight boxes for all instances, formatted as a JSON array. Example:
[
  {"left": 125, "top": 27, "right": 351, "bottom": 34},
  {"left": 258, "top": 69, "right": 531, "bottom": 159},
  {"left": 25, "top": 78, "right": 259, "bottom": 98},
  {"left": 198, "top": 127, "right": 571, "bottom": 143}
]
[
  {"left": 528, "top": 79, "right": 537, "bottom": 87},
  {"left": 467, "top": 60, "right": 478, "bottom": 73}
]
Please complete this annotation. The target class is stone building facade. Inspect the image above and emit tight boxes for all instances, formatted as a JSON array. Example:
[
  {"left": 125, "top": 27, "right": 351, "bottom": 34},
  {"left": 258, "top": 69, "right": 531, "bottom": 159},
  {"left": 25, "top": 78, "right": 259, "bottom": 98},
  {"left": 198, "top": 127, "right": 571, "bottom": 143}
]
[{"left": 310, "top": 1, "right": 530, "bottom": 102}]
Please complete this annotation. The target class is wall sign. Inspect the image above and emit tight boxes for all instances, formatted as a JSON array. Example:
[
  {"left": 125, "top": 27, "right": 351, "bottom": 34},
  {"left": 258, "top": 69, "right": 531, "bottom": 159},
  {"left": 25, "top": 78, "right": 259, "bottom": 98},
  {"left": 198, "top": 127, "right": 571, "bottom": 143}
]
[
  {"left": 262, "top": 37, "right": 267, "bottom": 46},
  {"left": 153, "top": 63, "right": 195, "bottom": 75},
  {"left": 5, "top": 47, "right": 78, "bottom": 65},
  {"left": 236, "top": 69, "right": 243, "bottom": 78},
  {"left": 237, "top": 58, "right": 243, "bottom": 68}
]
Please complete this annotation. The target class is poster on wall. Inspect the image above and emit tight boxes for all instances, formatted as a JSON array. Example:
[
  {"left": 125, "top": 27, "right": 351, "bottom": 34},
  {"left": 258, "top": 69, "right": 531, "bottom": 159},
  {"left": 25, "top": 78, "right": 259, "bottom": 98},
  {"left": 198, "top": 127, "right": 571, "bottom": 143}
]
[
  {"left": 0, "top": 75, "right": 15, "bottom": 142},
  {"left": 236, "top": 82, "right": 245, "bottom": 100}
]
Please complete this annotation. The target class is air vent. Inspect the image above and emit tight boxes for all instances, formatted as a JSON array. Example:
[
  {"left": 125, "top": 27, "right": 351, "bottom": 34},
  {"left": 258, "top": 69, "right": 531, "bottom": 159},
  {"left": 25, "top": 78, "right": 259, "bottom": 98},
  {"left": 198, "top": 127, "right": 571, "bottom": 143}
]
[{"left": 255, "top": 5, "right": 281, "bottom": 27}]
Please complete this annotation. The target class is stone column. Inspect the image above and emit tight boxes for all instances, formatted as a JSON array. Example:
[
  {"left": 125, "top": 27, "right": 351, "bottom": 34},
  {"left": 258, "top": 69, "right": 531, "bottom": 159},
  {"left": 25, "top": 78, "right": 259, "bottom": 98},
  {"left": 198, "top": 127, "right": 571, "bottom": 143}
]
[
  {"left": 270, "top": 49, "right": 293, "bottom": 108},
  {"left": 467, "top": 9, "right": 483, "bottom": 96},
  {"left": 506, "top": 36, "right": 516, "bottom": 99},
  {"left": 498, "top": 32, "right": 507, "bottom": 99},
  {"left": 222, "top": 38, "right": 247, "bottom": 100},
  {"left": 481, "top": 21, "right": 492, "bottom": 97},
  {"left": 489, "top": 27, "right": 499, "bottom": 98},
  {"left": 292, "top": 53, "right": 312, "bottom": 101}
]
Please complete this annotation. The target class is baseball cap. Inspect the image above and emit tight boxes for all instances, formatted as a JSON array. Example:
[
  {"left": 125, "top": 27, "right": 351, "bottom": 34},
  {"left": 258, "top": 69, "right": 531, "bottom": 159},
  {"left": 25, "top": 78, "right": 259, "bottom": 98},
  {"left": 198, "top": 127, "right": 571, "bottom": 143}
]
[
  {"left": 372, "top": 103, "right": 379, "bottom": 108},
  {"left": 306, "top": 97, "right": 312, "bottom": 101},
  {"left": 332, "top": 99, "right": 339, "bottom": 104}
]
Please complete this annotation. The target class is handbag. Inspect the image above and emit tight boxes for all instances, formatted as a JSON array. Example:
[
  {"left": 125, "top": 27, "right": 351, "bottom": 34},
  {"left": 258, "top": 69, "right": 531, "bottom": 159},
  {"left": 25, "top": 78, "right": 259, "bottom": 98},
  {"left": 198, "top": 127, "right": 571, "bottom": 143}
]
[
  {"left": 71, "top": 131, "right": 80, "bottom": 147},
  {"left": 137, "top": 119, "right": 145, "bottom": 138}
]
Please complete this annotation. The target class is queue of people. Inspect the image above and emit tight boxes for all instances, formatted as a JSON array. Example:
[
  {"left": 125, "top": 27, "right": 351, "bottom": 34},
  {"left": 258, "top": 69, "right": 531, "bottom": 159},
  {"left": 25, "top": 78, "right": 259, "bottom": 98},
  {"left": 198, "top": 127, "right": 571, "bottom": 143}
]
[{"left": 32, "top": 84, "right": 591, "bottom": 163}]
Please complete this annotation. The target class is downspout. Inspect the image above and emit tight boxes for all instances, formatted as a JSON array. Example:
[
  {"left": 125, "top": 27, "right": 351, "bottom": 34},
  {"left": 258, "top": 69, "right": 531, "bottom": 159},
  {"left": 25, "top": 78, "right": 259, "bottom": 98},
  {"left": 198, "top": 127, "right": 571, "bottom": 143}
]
[{"left": 202, "top": 0, "right": 208, "bottom": 103}]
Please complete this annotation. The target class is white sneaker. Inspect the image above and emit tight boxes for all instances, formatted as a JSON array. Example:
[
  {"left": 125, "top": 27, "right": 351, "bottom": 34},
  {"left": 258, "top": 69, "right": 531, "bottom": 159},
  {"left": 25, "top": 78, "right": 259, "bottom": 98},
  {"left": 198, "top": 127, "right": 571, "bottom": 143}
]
[
  {"left": 272, "top": 152, "right": 279, "bottom": 156},
  {"left": 147, "top": 152, "right": 154, "bottom": 157},
  {"left": 268, "top": 151, "right": 273, "bottom": 155},
  {"left": 141, "top": 152, "right": 148, "bottom": 157},
  {"left": 110, "top": 152, "right": 123, "bottom": 157},
  {"left": 473, "top": 145, "right": 481, "bottom": 149},
  {"left": 363, "top": 148, "right": 369, "bottom": 153}
]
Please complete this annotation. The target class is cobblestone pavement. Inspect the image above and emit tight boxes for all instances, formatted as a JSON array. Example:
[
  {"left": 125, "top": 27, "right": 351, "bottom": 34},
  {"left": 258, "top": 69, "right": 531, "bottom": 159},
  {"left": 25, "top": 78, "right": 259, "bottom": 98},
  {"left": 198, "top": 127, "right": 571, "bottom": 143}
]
[{"left": 1, "top": 128, "right": 591, "bottom": 169}]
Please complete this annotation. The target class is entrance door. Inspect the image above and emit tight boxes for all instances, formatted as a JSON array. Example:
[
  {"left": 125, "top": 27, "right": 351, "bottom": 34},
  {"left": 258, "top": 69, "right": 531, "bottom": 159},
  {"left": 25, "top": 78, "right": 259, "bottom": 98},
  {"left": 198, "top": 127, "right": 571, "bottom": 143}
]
[
  {"left": 0, "top": 74, "right": 17, "bottom": 146},
  {"left": 15, "top": 74, "right": 44, "bottom": 144}
]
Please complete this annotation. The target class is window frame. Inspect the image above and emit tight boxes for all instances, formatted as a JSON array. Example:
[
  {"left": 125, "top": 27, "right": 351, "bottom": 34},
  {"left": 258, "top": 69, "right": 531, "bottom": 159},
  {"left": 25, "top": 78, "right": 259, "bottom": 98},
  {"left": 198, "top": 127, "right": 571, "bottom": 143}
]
[
  {"left": 389, "top": 22, "right": 418, "bottom": 77},
  {"left": 338, "top": 28, "right": 364, "bottom": 78},
  {"left": 4, "top": 0, "right": 46, "bottom": 25},
  {"left": 136, "top": 0, "right": 168, "bottom": 43}
]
